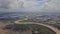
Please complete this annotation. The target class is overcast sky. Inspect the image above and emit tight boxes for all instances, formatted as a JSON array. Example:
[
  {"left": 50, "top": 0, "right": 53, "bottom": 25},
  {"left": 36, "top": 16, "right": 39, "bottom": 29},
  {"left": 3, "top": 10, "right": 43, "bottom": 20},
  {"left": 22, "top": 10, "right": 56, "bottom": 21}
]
[{"left": 0, "top": 0, "right": 60, "bottom": 11}]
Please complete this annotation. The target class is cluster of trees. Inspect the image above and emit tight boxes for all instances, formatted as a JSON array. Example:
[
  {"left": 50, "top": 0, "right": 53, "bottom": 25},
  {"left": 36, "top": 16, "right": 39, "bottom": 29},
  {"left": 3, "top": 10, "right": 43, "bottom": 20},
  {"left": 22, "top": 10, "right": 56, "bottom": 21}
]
[{"left": 3, "top": 24, "right": 56, "bottom": 34}]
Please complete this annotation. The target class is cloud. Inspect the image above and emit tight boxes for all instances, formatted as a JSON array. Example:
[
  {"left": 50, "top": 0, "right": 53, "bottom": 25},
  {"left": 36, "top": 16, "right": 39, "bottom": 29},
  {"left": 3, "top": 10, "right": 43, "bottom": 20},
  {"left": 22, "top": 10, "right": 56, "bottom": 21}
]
[
  {"left": 42, "top": 0, "right": 60, "bottom": 10},
  {"left": 0, "top": 0, "right": 24, "bottom": 10},
  {"left": 0, "top": 0, "right": 60, "bottom": 11}
]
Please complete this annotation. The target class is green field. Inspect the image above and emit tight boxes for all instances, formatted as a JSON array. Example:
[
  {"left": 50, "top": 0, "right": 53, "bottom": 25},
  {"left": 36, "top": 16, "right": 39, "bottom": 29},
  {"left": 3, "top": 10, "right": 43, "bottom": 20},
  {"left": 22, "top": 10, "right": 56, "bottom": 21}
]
[{"left": 4, "top": 24, "right": 56, "bottom": 34}]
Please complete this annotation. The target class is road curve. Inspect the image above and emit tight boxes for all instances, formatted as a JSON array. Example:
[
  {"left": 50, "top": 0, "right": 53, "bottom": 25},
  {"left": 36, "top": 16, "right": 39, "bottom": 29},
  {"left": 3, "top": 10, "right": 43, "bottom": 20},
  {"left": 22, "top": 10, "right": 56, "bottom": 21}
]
[
  {"left": 34, "top": 23, "right": 60, "bottom": 34},
  {"left": 15, "top": 21, "right": 60, "bottom": 34}
]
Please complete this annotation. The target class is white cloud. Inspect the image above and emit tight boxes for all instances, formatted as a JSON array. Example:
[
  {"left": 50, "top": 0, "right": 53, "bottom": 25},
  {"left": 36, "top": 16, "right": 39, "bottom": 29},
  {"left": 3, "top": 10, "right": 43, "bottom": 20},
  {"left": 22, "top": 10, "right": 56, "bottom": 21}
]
[
  {"left": 0, "top": 0, "right": 60, "bottom": 11},
  {"left": 42, "top": 0, "right": 60, "bottom": 10},
  {"left": 0, "top": 0, "right": 24, "bottom": 10}
]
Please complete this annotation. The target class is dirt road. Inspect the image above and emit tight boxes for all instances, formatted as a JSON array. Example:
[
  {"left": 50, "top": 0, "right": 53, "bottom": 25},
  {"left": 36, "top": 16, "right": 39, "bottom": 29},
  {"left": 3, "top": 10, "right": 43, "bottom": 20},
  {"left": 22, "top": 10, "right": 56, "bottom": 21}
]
[
  {"left": 34, "top": 23, "right": 60, "bottom": 34},
  {"left": 15, "top": 21, "right": 60, "bottom": 34}
]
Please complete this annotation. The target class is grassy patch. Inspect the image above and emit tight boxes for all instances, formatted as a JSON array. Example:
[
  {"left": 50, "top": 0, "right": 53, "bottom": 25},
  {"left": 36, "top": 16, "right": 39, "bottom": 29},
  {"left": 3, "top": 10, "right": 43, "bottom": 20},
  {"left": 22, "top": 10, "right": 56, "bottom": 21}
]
[{"left": 4, "top": 24, "right": 56, "bottom": 34}]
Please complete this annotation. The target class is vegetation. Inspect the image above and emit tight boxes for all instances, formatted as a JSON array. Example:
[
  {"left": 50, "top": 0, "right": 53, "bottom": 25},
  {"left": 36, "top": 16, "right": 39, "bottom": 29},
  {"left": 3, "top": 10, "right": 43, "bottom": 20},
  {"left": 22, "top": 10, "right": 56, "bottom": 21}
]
[
  {"left": 3, "top": 24, "right": 56, "bottom": 34},
  {"left": 53, "top": 23, "right": 60, "bottom": 30}
]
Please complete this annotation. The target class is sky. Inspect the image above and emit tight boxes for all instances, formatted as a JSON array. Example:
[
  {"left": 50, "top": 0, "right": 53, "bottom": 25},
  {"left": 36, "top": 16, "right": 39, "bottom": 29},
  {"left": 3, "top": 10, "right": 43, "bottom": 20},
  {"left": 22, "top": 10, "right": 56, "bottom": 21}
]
[{"left": 0, "top": 0, "right": 60, "bottom": 11}]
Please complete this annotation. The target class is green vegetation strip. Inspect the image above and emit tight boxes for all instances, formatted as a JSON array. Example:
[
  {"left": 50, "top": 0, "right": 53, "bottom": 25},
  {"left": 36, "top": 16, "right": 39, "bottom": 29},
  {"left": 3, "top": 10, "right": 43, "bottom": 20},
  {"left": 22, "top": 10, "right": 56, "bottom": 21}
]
[{"left": 4, "top": 24, "right": 56, "bottom": 34}]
